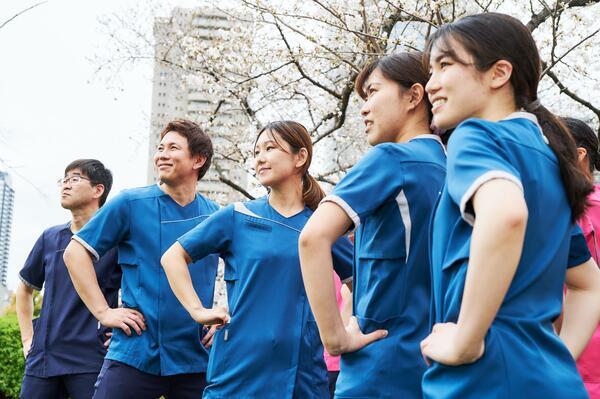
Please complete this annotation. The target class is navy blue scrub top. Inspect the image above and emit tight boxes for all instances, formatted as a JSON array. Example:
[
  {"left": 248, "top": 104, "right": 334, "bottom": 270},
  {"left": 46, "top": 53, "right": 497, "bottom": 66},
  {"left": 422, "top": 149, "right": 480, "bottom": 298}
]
[
  {"left": 323, "top": 135, "right": 446, "bottom": 399},
  {"left": 178, "top": 197, "right": 353, "bottom": 399},
  {"left": 425, "top": 113, "right": 589, "bottom": 399},
  {"left": 74, "top": 184, "right": 220, "bottom": 376},
  {"left": 19, "top": 222, "right": 120, "bottom": 377}
]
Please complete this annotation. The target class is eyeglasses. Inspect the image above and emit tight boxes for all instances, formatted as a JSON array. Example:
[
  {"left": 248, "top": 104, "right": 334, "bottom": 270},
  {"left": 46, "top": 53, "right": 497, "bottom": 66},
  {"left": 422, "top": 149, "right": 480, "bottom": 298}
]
[{"left": 57, "top": 175, "right": 92, "bottom": 187}]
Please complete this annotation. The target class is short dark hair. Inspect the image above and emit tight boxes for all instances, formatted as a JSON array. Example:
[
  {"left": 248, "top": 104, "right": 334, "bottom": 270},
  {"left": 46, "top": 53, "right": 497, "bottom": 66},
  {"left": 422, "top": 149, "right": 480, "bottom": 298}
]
[
  {"left": 64, "top": 159, "right": 113, "bottom": 207},
  {"left": 159, "top": 119, "right": 213, "bottom": 180}
]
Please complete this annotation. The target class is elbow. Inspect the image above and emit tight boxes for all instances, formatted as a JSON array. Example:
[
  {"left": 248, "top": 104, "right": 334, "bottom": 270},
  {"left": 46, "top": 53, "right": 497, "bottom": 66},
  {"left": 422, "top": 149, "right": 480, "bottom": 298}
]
[
  {"left": 500, "top": 203, "right": 528, "bottom": 232},
  {"left": 322, "top": 336, "right": 344, "bottom": 356},
  {"left": 298, "top": 229, "right": 315, "bottom": 253}
]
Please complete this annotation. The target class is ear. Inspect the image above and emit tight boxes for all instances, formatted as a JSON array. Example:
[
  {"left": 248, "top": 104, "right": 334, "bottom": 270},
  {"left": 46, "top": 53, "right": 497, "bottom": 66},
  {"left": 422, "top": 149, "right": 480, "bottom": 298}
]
[
  {"left": 577, "top": 147, "right": 588, "bottom": 162},
  {"left": 295, "top": 148, "right": 309, "bottom": 169},
  {"left": 192, "top": 155, "right": 207, "bottom": 171},
  {"left": 406, "top": 83, "right": 425, "bottom": 111},
  {"left": 489, "top": 60, "right": 513, "bottom": 89},
  {"left": 93, "top": 184, "right": 105, "bottom": 200}
]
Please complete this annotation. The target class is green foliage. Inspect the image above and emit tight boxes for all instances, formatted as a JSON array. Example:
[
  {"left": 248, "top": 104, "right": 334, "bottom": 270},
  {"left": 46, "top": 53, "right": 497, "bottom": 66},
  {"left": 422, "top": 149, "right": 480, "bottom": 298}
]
[{"left": 0, "top": 315, "right": 24, "bottom": 399}]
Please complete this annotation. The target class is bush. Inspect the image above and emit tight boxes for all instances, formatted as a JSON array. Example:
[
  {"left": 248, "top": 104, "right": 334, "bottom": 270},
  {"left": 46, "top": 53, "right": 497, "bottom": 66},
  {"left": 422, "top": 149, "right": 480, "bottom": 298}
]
[{"left": 0, "top": 315, "right": 24, "bottom": 399}]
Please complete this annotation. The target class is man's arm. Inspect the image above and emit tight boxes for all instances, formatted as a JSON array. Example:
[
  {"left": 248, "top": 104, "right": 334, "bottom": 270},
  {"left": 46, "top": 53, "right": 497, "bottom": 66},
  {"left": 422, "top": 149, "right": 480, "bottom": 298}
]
[
  {"left": 16, "top": 281, "right": 35, "bottom": 357},
  {"left": 63, "top": 240, "right": 146, "bottom": 335}
]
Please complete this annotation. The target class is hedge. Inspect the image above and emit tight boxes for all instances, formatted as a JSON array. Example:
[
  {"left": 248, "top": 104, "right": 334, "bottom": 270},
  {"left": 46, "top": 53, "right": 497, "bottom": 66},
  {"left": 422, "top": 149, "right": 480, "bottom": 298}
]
[{"left": 0, "top": 315, "right": 24, "bottom": 399}]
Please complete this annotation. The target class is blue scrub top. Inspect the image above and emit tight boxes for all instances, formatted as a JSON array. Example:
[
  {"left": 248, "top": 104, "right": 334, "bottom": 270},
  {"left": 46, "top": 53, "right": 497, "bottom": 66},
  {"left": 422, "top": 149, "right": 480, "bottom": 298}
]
[
  {"left": 425, "top": 113, "right": 589, "bottom": 399},
  {"left": 323, "top": 135, "right": 446, "bottom": 399},
  {"left": 74, "top": 184, "right": 219, "bottom": 376},
  {"left": 19, "top": 222, "right": 120, "bottom": 377},
  {"left": 178, "top": 196, "right": 353, "bottom": 399}
]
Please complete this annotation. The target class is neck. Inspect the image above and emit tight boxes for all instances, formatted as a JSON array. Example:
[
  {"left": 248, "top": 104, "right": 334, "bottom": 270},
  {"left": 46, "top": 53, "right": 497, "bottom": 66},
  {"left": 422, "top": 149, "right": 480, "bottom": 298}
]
[
  {"left": 478, "top": 90, "right": 518, "bottom": 122},
  {"left": 268, "top": 175, "right": 305, "bottom": 216},
  {"left": 159, "top": 178, "right": 198, "bottom": 206},
  {"left": 70, "top": 205, "right": 98, "bottom": 233},
  {"left": 395, "top": 109, "right": 433, "bottom": 143}
]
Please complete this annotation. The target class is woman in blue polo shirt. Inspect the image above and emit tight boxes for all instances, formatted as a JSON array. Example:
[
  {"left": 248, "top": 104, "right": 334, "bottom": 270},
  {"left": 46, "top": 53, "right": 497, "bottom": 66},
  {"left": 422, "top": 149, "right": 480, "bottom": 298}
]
[
  {"left": 420, "top": 12, "right": 600, "bottom": 398},
  {"left": 161, "top": 121, "right": 353, "bottom": 399},
  {"left": 298, "top": 52, "right": 445, "bottom": 399}
]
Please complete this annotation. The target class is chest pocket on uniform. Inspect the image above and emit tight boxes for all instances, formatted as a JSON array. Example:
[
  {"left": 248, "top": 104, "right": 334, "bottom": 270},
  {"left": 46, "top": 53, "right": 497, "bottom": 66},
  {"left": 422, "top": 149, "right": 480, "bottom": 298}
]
[{"left": 242, "top": 217, "right": 272, "bottom": 232}]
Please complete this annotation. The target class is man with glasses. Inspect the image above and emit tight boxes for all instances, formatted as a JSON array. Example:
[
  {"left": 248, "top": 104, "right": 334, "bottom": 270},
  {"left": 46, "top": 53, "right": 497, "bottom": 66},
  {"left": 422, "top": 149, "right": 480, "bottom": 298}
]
[
  {"left": 16, "top": 159, "right": 122, "bottom": 399},
  {"left": 64, "top": 120, "right": 220, "bottom": 398}
]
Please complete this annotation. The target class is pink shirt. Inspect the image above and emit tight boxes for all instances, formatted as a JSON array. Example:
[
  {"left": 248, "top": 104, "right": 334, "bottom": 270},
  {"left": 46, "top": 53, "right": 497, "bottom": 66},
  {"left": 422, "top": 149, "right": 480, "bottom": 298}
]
[
  {"left": 576, "top": 185, "right": 600, "bottom": 398},
  {"left": 323, "top": 273, "right": 343, "bottom": 371}
]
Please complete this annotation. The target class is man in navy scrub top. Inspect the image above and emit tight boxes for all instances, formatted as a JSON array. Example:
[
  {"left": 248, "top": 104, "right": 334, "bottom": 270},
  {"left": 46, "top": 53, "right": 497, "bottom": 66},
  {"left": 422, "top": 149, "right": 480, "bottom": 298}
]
[
  {"left": 17, "top": 159, "right": 120, "bottom": 399},
  {"left": 63, "top": 120, "right": 220, "bottom": 399}
]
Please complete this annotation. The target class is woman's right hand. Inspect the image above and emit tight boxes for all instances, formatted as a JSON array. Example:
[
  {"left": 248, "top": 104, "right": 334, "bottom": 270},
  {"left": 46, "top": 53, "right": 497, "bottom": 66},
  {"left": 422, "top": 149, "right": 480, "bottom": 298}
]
[
  {"left": 22, "top": 337, "right": 32, "bottom": 358},
  {"left": 331, "top": 316, "right": 387, "bottom": 355},
  {"left": 190, "top": 306, "right": 230, "bottom": 328}
]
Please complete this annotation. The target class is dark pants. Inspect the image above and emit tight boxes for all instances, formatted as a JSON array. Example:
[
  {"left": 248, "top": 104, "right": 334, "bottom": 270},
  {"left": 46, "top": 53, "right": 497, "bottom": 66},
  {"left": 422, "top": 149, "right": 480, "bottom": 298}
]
[
  {"left": 92, "top": 360, "right": 207, "bottom": 399},
  {"left": 328, "top": 370, "right": 339, "bottom": 398},
  {"left": 20, "top": 373, "right": 98, "bottom": 399}
]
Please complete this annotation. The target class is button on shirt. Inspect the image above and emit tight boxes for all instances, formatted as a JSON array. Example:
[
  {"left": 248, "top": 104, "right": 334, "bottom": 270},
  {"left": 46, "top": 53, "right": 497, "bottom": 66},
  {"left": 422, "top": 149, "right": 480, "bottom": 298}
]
[
  {"left": 73, "top": 185, "right": 219, "bottom": 376},
  {"left": 19, "top": 223, "right": 120, "bottom": 377}
]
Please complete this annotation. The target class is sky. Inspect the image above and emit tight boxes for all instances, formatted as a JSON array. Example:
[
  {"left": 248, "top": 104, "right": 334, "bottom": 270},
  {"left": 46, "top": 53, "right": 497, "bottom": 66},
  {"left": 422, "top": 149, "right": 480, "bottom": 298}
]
[{"left": 0, "top": 0, "right": 196, "bottom": 291}]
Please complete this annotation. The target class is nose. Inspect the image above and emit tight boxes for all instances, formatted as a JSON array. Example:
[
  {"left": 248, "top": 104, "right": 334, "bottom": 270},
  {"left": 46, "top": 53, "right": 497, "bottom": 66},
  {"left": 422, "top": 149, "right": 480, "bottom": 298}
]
[
  {"left": 360, "top": 101, "right": 370, "bottom": 118},
  {"left": 425, "top": 72, "right": 439, "bottom": 97}
]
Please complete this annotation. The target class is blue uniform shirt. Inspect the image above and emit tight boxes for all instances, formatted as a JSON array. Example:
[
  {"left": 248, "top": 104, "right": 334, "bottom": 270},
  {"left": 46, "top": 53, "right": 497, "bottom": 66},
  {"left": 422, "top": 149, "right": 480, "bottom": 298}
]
[
  {"left": 323, "top": 135, "right": 446, "bottom": 399},
  {"left": 425, "top": 113, "right": 588, "bottom": 399},
  {"left": 19, "top": 222, "right": 120, "bottom": 377},
  {"left": 178, "top": 197, "right": 353, "bottom": 399},
  {"left": 74, "top": 184, "right": 219, "bottom": 376}
]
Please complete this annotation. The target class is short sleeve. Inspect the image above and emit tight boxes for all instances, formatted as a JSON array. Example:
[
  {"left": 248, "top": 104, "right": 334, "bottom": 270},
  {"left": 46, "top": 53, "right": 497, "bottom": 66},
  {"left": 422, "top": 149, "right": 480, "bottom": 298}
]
[
  {"left": 447, "top": 120, "right": 523, "bottom": 225},
  {"left": 331, "top": 236, "right": 353, "bottom": 283},
  {"left": 178, "top": 205, "right": 234, "bottom": 262},
  {"left": 74, "top": 191, "right": 131, "bottom": 261},
  {"left": 568, "top": 224, "right": 591, "bottom": 268},
  {"left": 19, "top": 232, "right": 46, "bottom": 291},
  {"left": 323, "top": 144, "right": 405, "bottom": 229}
]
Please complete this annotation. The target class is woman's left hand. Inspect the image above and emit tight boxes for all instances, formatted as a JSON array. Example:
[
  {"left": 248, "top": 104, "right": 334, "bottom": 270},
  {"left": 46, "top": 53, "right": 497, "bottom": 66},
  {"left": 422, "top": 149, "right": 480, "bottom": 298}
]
[{"left": 420, "top": 322, "right": 484, "bottom": 366}]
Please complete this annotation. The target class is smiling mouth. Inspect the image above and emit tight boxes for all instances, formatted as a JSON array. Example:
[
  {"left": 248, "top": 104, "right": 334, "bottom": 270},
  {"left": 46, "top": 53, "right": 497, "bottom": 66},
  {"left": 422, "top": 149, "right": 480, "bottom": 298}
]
[{"left": 431, "top": 98, "right": 447, "bottom": 112}]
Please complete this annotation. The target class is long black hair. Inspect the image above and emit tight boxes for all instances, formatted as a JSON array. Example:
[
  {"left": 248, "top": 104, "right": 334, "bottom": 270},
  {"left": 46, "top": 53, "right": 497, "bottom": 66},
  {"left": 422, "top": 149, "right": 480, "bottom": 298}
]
[
  {"left": 563, "top": 117, "right": 600, "bottom": 174},
  {"left": 423, "top": 12, "right": 592, "bottom": 220}
]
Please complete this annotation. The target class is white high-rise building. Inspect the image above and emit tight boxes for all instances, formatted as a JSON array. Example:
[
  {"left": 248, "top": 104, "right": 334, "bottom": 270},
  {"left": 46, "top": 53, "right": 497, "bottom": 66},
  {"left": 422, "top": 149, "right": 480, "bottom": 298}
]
[
  {"left": 0, "top": 171, "right": 15, "bottom": 306},
  {"left": 147, "top": 7, "right": 249, "bottom": 205}
]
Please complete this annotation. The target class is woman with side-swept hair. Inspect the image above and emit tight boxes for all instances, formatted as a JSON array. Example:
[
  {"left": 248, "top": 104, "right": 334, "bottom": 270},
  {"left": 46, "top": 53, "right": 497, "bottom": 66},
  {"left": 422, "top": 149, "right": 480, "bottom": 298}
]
[
  {"left": 420, "top": 12, "right": 600, "bottom": 399},
  {"left": 161, "top": 121, "right": 353, "bottom": 398},
  {"left": 299, "top": 52, "right": 446, "bottom": 398}
]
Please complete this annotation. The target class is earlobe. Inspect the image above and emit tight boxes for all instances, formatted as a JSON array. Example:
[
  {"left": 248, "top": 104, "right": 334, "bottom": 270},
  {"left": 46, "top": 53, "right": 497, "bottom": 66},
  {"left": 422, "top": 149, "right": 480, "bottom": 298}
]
[
  {"left": 94, "top": 185, "right": 105, "bottom": 200},
  {"left": 296, "top": 148, "right": 309, "bottom": 169},
  {"left": 409, "top": 84, "right": 425, "bottom": 109},
  {"left": 577, "top": 147, "right": 588, "bottom": 162},
  {"left": 193, "top": 156, "right": 207, "bottom": 170},
  {"left": 490, "top": 60, "right": 513, "bottom": 89}
]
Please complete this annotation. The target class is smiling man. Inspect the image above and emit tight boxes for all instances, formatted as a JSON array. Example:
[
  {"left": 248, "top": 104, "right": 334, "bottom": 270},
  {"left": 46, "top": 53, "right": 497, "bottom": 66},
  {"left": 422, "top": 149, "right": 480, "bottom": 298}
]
[
  {"left": 16, "top": 159, "right": 121, "bottom": 399},
  {"left": 63, "top": 120, "right": 220, "bottom": 398}
]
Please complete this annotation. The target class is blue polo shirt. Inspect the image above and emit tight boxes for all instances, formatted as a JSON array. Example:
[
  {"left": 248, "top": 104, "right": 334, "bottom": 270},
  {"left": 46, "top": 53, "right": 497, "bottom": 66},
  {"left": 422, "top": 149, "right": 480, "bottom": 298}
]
[
  {"left": 19, "top": 222, "right": 120, "bottom": 377},
  {"left": 178, "top": 197, "right": 353, "bottom": 399},
  {"left": 425, "top": 113, "right": 588, "bottom": 398},
  {"left": 73, "top": 184, "right": 219, "bottom": 376},
  {"left": 322, "top": 135, "right": 446, "bottom": 399}
]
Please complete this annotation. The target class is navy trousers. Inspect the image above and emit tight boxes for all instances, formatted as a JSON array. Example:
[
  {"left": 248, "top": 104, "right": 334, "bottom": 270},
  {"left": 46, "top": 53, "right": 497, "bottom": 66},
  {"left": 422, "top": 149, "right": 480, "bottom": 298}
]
[
  {"left": 20, "top": 373, "right": 98, "bottom": 399},
  {"left": 93, "top": 360, "right": 207, "bottom": 399}
]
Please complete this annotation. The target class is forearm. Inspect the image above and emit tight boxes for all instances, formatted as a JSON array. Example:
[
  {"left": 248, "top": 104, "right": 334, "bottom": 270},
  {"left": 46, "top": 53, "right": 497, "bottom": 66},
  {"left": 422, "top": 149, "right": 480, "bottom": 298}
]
[
  {"left": 340, "top": 283, "right": 353, "bottom": 326},
  {"left": 15, "top": 283, "right": 34, "bottom": 344},
  {"left": 299, "top": 234, "right": 346, "bottom": 354},
  {"left": 63, "top": 240, "right": 110, "bottom": 319},
  {"left": 561, "top": 259, "right": 600, "bottom": 359},
  {"left": 161, "top": 243, "right": 205, "bottom": 315},
  {"left": 456, "top": 184, "right": 527, "bottom": 357}
]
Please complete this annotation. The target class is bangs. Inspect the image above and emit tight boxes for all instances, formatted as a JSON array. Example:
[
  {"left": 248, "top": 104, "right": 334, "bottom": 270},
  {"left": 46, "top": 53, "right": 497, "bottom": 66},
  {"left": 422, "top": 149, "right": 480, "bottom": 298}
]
[{"left": 423, "top": 28, "right": 471, "bottom": 71}]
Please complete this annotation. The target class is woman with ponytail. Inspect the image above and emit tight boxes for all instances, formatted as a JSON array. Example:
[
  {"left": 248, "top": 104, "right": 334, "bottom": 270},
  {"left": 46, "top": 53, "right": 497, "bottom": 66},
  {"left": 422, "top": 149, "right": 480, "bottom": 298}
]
[
  {"left": 419, "top": 12, "right": 600, "bottom": 399},
  {"left": 564, "top": 117, "right": 600, "bottom": 399},
  {"left": 299, "top": 52, "right": 446, "bottom": 398},
  {"left": 160, "top": 120, "right": 353, "bottom": 398}
]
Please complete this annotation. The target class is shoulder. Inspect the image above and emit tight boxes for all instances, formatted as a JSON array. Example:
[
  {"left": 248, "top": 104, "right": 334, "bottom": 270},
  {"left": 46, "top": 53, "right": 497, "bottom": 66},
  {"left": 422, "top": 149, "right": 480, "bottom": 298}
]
[
  {"left": 43, "top": 222, "right": 70, "bottom": 236},
  {"left": 195, "top": 193, "right": 221, "bottom": 213}
]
